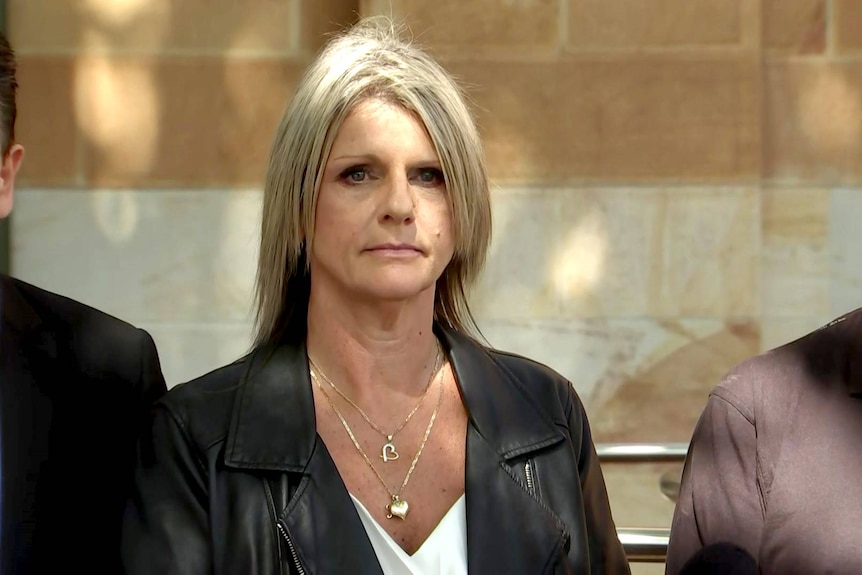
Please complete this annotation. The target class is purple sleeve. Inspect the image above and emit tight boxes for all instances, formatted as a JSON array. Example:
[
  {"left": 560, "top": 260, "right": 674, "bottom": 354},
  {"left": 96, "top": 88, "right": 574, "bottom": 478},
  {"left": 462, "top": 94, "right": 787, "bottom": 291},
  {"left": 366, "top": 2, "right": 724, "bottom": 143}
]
[{"left": 665, "top": 391, "right": 764, "bottom": 574}]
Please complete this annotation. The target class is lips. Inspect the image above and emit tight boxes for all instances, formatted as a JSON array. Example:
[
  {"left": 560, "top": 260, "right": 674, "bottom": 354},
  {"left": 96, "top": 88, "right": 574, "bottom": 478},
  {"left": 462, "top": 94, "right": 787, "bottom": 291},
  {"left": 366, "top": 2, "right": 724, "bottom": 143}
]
[
  {"left": 366, "top": 243, "right": 423, "bottom": 255},
  {"left": 368, "top": 243, "right": 421, "bottom": 251}
]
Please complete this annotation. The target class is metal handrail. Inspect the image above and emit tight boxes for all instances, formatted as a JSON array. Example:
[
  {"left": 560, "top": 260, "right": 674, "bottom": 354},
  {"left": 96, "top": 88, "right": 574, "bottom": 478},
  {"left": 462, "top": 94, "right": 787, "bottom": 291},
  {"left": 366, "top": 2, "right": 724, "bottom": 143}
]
[
  {"left": 618, "top": 528, "right": 670, "bottom": 563},
  {"left": 596, "top": 442, "right": 689, "bottom": 463},
  {"left": 597, "top": 444, "right": 687, "bottom": 562}
]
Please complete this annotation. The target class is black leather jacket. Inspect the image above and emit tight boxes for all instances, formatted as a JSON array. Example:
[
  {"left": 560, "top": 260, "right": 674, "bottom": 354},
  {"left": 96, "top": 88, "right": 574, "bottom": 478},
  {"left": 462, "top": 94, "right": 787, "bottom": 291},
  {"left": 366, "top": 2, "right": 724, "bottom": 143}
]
[{"left": 122, "top": 328, "right": 629, "bottom": 574}]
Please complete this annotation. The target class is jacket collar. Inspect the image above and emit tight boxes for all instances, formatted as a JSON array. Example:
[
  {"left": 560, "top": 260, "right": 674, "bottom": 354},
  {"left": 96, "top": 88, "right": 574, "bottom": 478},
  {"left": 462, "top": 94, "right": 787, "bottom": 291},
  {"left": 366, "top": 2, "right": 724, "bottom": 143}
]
[
  {"left": 223, "top": 325, "right": 565, "bottom": 470},
  {"left": 224, "top": 339, "right": 316, "bottom": 471},
  {"left": 443, "top": 327, "right": 566, "bottom": 458}
]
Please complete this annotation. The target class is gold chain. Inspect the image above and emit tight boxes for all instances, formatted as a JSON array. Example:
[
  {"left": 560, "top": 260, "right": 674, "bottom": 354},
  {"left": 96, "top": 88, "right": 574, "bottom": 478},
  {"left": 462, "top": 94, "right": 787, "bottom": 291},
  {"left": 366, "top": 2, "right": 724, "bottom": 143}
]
[
  {"left": 312, "top": 358, "right": 445, "bottom": 521},
  {"left": 308, "top": 343, "right": 441, "bottom": 464}
]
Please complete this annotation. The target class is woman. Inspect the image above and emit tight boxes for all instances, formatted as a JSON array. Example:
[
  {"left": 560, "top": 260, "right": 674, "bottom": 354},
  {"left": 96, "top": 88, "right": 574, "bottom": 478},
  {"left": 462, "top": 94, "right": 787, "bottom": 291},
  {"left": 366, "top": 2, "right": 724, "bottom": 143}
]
[{"left": 122, "top": 17, "right": 628, "bottom": 575}]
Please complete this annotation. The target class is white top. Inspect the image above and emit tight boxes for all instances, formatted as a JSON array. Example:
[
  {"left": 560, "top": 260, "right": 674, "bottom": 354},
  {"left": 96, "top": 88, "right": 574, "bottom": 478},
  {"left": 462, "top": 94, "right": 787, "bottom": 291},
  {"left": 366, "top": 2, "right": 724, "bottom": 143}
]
[{"left": 350, "top": 494, "right": 468, "bottom": 575}]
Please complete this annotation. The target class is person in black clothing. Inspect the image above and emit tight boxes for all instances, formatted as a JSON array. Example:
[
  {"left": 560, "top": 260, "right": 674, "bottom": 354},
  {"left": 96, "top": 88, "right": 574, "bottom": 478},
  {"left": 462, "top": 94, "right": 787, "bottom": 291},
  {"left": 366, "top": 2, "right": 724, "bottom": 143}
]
[
  {"left": 0, "top": 31, "right": 167, "bottom": 574},
  {"left": 122, "top": 17, "right": 628, "bottom": 574}
]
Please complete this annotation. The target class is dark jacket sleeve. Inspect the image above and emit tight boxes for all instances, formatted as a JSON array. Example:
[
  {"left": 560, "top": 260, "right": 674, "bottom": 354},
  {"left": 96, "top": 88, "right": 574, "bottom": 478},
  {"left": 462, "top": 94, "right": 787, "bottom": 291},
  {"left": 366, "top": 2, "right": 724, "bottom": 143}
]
[
  {"left": 665, "top": 391, "right": 762, "bottom": 574},
  {"left": 568, "top": 388, "right": 631, "bottom": 574},
  {"left": 122, "top": 405, "right": 213, "bottom": 575},
  {"left": 138, "top": 329, "right": 168, "bottom": 414}
]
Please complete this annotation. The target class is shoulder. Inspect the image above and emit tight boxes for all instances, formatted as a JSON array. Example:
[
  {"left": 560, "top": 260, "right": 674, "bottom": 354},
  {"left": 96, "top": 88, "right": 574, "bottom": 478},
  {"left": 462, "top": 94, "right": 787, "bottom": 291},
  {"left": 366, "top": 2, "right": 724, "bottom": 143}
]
[
  {"left": 488, "top": 348, "right": 573, "bottom": 395},
  {"left": 710, "top": 309, "right": 862, "bottom": 421},
  {"left": 442, "top": 328, "right": 580, "bottom": 413},
  {"left": 5, "top": 275, "right": 147, "bottom": 343},
  {"left": 157, "top": 355, "right": 251, "bottom": 449},
  {"left": 478, "top": 341, "right": 583, "bottom": 422},
  {"left": 3, "top": 275, "right": 159, "bottom": 380}
]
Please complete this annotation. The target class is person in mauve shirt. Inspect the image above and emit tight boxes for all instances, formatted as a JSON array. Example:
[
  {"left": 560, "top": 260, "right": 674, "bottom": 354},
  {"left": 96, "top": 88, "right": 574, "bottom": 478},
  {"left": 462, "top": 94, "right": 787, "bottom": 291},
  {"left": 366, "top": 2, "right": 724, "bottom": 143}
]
[{"left": 667, "top": 309, "right": 862, "bottom": 574}]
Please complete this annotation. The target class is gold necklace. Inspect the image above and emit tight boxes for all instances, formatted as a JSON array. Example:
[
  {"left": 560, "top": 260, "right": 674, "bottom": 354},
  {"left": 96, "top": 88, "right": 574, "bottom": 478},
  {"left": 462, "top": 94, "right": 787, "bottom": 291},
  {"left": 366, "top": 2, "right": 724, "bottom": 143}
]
[
  {"left": 312, "top": 361, "right": 444, "bottom": 521},
  {"left": 308, "top": 343, "right": 441, "bottom": 464}
]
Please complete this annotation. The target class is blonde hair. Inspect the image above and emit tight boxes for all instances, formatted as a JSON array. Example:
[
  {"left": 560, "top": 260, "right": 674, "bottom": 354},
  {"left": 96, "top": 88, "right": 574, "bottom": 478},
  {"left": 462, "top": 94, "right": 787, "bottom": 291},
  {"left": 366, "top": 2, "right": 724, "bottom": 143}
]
[{"left": 253, "top": 16, "right": 491, "bottom": 346}]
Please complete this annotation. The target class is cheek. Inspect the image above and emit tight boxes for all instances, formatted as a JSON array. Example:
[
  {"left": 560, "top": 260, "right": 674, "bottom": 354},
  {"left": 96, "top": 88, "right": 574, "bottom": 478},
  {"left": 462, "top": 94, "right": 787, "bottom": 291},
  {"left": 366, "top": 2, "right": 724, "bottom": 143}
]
[
  {"left": 432, "top": 207, "right": 456, "bottom": 255},
  {"left": 442, "top": 207, "right": 455, "bottom": 241},
  {"left": 315, "top": 193, "right": 351, "bottom": 235}
]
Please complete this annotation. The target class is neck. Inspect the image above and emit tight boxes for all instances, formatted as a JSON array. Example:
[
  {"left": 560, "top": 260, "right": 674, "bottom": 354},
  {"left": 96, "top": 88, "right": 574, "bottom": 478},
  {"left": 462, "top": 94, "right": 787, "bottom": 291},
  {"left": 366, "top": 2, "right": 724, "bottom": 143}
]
[{"left": 305, "top": 283, "right": 440, "bottom": 400}]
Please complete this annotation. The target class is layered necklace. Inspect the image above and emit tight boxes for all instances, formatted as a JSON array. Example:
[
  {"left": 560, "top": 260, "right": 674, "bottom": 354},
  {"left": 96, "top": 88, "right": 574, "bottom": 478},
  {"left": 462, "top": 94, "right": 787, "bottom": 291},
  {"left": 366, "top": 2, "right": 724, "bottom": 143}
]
[
  {"left": 308, "top": 345, "right": 441, "bottom": 463},
  {"left": 309, "top": 344, "right": 445, "bottom": 521}
]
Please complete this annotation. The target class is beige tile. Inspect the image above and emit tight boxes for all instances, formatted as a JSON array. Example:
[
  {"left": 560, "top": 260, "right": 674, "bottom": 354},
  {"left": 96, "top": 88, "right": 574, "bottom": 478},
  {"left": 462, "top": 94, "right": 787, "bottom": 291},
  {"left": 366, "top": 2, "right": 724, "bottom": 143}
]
[
  {"left": 8, "top": 0, "right": 80, "bottom": 53},
  {"left": 830, "top": 188, "right": 862, "bottom": 313},
  {"left": 9, "top": 0, "right": 334, "bottom": 55},
  {"left": 761, "top": 188, "right": 829, "bottom": 317},
  {"left": 163, "top": 0, "right": 301, "bottom": 54},
  {"left": 587, "top": 318, "right": 760, "bottom": 443},
  {"left": 563, "top": 187, "right": 757, "bottom": 318},
  {"left": 471, "top": 189, "right": 563, "bottom": 320},
  {"left": 362, "top": 0, "right": 560, "bottom": 56},
  {"left": 653, "top": 188, "right": 759, "bottom": 318},
  {"left": 478, "top": 318, "right": 646, "bottom": 406},
  {"left": 475, "top": 187, "right": 757, "bottom": 320},
  {"left": 78, "top": 56, "right": 305, "bottom": 187},
  {"left": 477, "top": 317, "right": 758, "bottom": 436},
  {"left": 834, "top": 0, "right": 862, "bottom": 54},
  {"left": 11, "top": 188, "right": 261, "bottom": 325},
  {"left": 568, "top": 0, "right": 744, "bottom": 49},
  {"left": 447, "top": 57, "right": 760, "bottom": 182},
  {"left": 760, "top": 317, "right": 831, "bottom": 351},
  {"left": 301, "top": 0, "right": 360, "bottom": 53},
  {"left": 630, "top": 564, "right": 666, "bottom": 575},
  {"left": 762, "top": 0, "right": 826, "bottom": 54},
  {"left": 765, "top": 61, "right": 862, "bottom": 184},
  {"left": 142, "top": 324, "right": 253, "bottom": 387},
  {"left": 16, "top": 56, "right": 79, "bottom": 186}
]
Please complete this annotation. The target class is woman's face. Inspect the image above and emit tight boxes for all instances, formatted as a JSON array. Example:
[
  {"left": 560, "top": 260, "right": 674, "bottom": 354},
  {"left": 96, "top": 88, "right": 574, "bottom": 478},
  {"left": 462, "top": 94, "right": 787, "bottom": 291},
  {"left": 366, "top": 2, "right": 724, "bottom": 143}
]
[{"left": 309, "top": 98, "right": 455, "bottom": 306}]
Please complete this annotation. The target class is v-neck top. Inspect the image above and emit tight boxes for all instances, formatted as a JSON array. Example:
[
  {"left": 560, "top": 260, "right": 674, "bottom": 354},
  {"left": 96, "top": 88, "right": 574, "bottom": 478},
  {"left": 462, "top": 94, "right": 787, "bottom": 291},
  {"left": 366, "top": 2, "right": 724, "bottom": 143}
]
[{"left": 349, "top": 494, "right": 468, "bottom": 574}]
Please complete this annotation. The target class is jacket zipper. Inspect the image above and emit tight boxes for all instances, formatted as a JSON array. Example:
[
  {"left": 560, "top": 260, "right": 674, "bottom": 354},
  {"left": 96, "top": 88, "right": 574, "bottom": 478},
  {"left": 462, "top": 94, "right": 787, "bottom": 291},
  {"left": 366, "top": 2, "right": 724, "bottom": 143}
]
[
  {"left": 263, "top": 478, "right": 303, "bottom": 575},
  {"left": 277, "top": 522, "right": 306, "bottom": 575},
  {"left": 523, "top": 460, "right": 571, "bottom": 563},
  {"left": 525, "top": 459, "right": 536, "bottom": 496}
]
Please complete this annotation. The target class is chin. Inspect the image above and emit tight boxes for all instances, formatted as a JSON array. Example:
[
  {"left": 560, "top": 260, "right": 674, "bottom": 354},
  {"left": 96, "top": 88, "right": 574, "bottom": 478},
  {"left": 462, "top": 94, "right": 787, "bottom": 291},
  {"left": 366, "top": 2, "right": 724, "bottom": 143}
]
[{"left": 359, "top": 276, "right": 437, "bottom": 303}]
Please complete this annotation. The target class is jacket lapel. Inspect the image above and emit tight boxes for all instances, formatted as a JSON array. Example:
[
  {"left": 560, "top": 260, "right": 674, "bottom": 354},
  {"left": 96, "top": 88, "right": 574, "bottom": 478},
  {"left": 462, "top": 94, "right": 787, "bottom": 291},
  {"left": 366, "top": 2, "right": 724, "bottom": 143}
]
[
  {"left": 222, "top": 339, "right": 382, "bottom": 574},
  {"left": 465, "top": 428, "right": 571, "bottom": 573},
  {"left": 279, "top": 446, "right": 383, "bottom": 575},
  {"left": 440, "top": 329, "right": 573, "bottom": 573}
]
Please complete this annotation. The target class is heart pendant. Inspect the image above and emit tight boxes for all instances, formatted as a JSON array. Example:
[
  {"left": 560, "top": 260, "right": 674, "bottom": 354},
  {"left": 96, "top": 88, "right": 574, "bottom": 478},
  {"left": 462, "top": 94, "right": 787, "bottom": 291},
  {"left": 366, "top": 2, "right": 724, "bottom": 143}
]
[
  {"left": 386, "top": 497, "right": 409, "bottom": 520},
  {"left": 380, "top": 442, "right": 400, "bottom": 462}
]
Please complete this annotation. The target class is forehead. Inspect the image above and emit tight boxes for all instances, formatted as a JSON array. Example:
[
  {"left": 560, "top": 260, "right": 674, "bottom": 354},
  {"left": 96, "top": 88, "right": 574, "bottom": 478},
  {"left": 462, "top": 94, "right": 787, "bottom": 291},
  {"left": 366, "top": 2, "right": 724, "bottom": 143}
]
[{"left": 328, "top": 98, "right": 437, "bottom": 159}]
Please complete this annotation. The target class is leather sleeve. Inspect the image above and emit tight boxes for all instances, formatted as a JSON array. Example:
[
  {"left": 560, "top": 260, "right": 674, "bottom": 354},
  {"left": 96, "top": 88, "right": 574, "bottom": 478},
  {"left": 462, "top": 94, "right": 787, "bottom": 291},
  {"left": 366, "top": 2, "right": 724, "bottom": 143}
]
[
  {"left": 122, "top": 405, "right": 213, "bottom": 574},
  {"left": 665, "top": 392, "right": 762, "bottom": 574},
  {"left": 138, "top": 328, "right": 168, "bottom": 412},
  {"left": 568, "top": 388, "right": 631, "bottom": 575}
]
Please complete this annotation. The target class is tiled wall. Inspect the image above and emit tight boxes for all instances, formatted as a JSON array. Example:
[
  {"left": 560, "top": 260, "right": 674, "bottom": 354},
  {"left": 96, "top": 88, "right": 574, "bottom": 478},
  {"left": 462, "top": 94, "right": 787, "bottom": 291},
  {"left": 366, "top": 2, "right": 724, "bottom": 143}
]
[{"left": 9, "top": 1, "right": 862, "bottom": 567}]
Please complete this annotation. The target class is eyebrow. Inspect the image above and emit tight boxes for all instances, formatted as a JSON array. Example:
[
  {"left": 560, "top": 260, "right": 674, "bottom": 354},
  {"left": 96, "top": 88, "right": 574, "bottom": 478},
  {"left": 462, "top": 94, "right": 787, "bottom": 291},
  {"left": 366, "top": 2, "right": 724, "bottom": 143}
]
[{"left": 328, "top": 153, "right": 441, "bottom": 166}]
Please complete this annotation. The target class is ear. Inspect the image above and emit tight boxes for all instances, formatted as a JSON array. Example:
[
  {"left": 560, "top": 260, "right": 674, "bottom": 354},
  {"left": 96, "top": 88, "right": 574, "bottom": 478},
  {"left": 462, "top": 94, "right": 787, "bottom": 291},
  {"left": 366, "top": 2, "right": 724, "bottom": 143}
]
[{"left": 0, "top": 144, "right": 24, "bottom": 219}]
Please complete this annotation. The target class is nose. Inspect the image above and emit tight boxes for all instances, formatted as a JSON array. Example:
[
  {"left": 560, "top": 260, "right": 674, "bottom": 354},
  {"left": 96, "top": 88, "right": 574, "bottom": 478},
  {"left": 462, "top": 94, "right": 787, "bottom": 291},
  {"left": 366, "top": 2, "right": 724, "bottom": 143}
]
[{"left": 380, "top": 173, "right": 416, "bottom": 224}]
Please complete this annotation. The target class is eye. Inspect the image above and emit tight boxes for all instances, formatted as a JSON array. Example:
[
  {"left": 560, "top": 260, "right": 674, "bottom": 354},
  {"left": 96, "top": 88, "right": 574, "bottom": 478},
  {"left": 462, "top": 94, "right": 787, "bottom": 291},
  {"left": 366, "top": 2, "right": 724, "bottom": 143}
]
[
  {"left": 340, "top": 166, "right": 368, "bottom": 184},
  {"left": 415, "top": 167, "right": 445, "bottom": 187}
]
